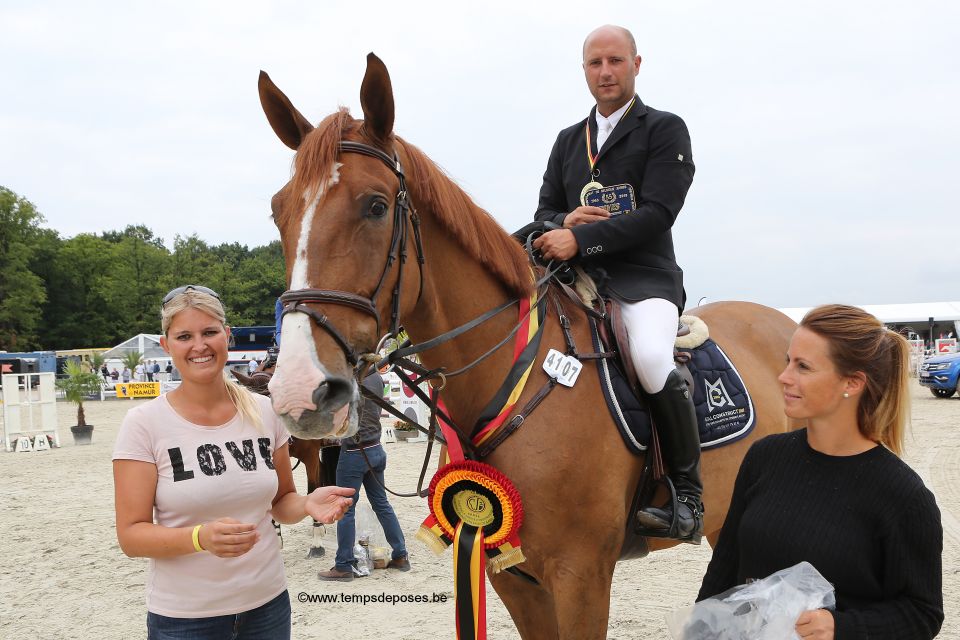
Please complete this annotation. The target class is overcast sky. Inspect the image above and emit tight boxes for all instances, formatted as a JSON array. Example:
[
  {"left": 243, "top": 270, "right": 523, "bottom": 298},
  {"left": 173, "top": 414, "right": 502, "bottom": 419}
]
[{"left": 3, "top": 1, "right": 957, "bottom": 308}]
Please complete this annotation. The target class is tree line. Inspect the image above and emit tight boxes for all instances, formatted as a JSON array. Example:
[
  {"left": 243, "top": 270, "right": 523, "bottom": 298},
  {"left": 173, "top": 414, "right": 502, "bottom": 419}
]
[{"left": 0, "top": 186, "right": 285, "bottom": 351}]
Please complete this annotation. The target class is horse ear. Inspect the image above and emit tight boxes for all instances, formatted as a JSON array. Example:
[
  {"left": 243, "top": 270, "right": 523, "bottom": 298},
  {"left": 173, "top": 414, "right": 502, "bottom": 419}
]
[
  {"left": 360, "top": 53, "right": 395, "bottom": 143},
  {"left": 258, "top": 71, "right": 314, "bottom": 150}
]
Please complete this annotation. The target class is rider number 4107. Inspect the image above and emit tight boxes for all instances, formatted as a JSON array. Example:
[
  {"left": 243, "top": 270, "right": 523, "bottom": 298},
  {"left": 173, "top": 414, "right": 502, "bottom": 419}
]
[{"left": 542, "top": 349, "right": 583, "bottom": 387}]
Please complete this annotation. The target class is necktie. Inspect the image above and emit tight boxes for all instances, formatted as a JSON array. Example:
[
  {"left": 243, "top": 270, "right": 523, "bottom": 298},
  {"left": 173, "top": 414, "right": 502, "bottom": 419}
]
[{"left": 597, "top": 119, "right": 613, "bottom": 151}]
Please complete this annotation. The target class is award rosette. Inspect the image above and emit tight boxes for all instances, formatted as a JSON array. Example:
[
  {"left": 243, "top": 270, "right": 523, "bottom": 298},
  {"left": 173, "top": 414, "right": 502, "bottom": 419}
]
[{"left": 417, "top": 460, "right": 525, "bottom": 640}]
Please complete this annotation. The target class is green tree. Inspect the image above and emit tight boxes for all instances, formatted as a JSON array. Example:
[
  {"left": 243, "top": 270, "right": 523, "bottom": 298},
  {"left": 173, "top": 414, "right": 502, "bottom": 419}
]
[
  {"left": 0, "top": 187, "right": 49, "bottom": 350},
  {"left": 42, "top": 233, "right": 117, "bottom": 348},
  {"left": 101, "top": 225, "right": 171, "bottom": 335}
]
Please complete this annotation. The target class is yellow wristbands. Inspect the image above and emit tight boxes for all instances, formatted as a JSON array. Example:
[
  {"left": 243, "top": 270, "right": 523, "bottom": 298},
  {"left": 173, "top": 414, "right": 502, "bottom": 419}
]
[{"left": 192, "top": 524, "right": 205, "bottom": 552}]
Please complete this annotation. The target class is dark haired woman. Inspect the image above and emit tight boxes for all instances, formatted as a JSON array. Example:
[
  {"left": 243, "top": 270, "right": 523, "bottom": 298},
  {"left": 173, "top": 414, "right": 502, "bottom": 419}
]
[{"left": 698, "top": 304, "right": 943, "bottom": 639}]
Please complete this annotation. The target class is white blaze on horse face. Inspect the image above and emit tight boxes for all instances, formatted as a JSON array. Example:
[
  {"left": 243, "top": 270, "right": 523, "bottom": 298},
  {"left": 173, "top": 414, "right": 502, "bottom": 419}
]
[
  {"left": 290, "top": 162, "right": 341, "bottom": 290},
  {"left": 270, "top": 163, "right": 345, "bottom": 424}
]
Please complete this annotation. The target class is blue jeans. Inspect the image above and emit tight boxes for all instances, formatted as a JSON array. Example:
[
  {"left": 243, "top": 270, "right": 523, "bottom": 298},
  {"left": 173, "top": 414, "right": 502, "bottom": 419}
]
[
  {"left": 335, "top": 445, "right": 407, "bottom": 571},
  {"left": 147, "top": 590, "right": 290, "bottom": 640}
]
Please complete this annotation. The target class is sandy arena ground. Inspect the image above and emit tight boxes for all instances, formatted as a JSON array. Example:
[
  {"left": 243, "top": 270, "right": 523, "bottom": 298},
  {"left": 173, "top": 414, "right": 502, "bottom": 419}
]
[{"left": 0, "top": 381, "right": 956, "bottom": 639}]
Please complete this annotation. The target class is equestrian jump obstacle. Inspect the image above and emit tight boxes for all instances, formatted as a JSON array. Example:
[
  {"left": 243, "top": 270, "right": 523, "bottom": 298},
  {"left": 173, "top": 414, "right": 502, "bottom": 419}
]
[{"left": 1, "top": 373, "right": 60, "bottom": 452}]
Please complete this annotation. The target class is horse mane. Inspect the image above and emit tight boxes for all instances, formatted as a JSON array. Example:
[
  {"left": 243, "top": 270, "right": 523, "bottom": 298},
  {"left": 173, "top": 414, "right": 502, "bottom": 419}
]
[
  {"left": 396, "top": 138, "right": 533, "bottom": 298},
  {"left": 290, "top": 108, "right": 532, "bottom": 298}
]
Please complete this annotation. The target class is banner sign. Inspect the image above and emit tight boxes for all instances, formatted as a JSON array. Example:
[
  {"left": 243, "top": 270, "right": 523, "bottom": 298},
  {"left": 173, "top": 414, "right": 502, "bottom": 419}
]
[
  {"left": 936, "top": 338, "right": 957, "bottom": 354},
  {"left": 115, "top": 382, "right": 161, "bottom": 398}
]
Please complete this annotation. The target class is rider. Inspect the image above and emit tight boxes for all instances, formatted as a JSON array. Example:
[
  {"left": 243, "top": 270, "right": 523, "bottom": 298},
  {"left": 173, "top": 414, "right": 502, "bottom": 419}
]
[{"left": 533, "top": 25, "right": 702, "bottom": 542}]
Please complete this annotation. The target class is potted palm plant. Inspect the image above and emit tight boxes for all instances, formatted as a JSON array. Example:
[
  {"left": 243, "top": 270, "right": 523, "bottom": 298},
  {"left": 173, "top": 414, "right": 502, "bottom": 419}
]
[
  {"left": 57, "top": 360, "right": 103, "bottom": 445},
  {"left": 122, "top": 351, "right": 144, "bottom": 379}
]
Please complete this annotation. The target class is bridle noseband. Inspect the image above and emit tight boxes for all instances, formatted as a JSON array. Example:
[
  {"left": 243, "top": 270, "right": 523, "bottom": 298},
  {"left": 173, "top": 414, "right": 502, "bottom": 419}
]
[{"left": 278, "top": 140, "right": 425, "bottom": 366}]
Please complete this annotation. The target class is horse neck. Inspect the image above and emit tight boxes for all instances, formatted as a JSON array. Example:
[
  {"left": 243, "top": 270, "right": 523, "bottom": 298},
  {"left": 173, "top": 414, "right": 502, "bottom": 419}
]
[{"left": 403, "top": 213, "right": 526, "bottom": 431}]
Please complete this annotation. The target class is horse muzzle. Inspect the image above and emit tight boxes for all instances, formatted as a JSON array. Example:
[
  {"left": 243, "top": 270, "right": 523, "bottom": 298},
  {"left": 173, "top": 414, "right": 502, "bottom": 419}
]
[{"left": 269, "top": 372, "right": 359, "bottom": 439}]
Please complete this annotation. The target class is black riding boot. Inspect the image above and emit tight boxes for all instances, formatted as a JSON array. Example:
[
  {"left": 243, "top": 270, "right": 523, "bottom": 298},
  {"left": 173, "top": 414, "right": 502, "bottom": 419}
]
[{"left": 637, "top": 369, "right": 704, "bottom": 543}]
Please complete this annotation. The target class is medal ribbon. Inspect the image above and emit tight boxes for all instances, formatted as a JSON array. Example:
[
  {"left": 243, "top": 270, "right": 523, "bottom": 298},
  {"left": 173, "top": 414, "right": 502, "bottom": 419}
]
[{"left": 583, "top": 96, "right": 636, "bottom": 172}]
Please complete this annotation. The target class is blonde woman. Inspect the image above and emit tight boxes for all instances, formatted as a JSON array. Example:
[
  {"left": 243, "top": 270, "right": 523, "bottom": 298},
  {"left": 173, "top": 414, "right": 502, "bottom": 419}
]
[
  {"left": 113, "top": 285, "right": 354, "bottom": 639},
  {"left": 698, "top": 304, "right": 943, "bottom": 639}
]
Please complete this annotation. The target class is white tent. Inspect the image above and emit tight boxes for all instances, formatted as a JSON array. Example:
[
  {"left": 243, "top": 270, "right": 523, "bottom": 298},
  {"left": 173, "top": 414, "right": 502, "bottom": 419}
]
[{"left": 101, "top": 334, "right": 166, "bottom": 360}]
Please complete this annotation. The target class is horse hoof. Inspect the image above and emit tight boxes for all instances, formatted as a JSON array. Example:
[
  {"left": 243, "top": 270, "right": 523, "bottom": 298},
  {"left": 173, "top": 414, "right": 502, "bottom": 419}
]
[{"left": 307, "top": 546, "right": 326, "bottom": 559}]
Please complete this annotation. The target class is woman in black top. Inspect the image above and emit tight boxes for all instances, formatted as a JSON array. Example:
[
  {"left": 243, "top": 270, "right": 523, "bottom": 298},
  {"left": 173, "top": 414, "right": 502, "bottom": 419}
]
[{"left": 698, "top": 304, "right": 943, "bottom": 639}]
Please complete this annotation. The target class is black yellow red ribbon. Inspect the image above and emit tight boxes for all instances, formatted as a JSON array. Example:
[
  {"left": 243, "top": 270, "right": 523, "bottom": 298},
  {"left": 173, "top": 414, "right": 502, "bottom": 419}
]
[
  {"left": 416, "top": 460, "right": 525, "bottom": 640},
  {"left": 583, "top": 96, "right": 636, "bottom": 172},
  {"left": 417, "top": 281, "right": 538, "bottom": 640}
]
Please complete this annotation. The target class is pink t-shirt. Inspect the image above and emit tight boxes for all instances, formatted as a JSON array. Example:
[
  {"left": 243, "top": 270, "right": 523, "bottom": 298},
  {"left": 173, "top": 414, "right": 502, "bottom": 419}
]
[{"left": 113, "top": 392, "right": 291, "bottom": 618}]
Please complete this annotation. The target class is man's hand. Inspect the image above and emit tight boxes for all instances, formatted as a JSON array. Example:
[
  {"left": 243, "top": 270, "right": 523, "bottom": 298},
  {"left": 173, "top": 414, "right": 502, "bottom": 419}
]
[
  {"left": 563, "top": 206, "right": 610, "bottom": 227},
  {"left": 795, "top": 609, "right": 834, "bottom": 639},
  {"left": 533, "top": 229, "right": 579, "bottom": 261}
]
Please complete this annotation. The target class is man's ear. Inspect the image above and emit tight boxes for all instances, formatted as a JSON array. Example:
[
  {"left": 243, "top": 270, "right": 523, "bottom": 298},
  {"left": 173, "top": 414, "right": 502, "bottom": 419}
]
[{"left": 160, "top": 336, "right": 169, "bottom": 354}]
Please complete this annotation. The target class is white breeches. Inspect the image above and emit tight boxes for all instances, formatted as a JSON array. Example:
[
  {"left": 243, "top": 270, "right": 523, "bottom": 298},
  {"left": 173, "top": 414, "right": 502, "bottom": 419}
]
[{"left": 620, "top": 297, "right": 679, "bottom": 394}]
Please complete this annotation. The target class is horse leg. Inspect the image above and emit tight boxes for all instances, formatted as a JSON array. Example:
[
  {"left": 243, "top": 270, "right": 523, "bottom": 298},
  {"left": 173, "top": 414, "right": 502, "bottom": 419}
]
[
  {"left": 489, "top": 570, "right": 559, "bottom": 640},
  {"left": 304, "top": 443, "right": 326, "bottom": 558},
  {"left": 543, "top": 559, "right": 616, "bottom": 640}
]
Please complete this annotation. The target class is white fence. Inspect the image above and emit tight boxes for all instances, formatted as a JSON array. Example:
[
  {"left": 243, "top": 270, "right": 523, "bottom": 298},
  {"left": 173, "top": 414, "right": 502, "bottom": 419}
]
[{"left": 2, "top": 373, "right": 60, "bottom": 452}]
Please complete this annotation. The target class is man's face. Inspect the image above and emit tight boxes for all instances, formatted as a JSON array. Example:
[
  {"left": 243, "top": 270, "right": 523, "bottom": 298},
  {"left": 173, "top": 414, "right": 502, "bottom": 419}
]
[{"left": 582, "top": 29, "right": 640, "bottom": 115}]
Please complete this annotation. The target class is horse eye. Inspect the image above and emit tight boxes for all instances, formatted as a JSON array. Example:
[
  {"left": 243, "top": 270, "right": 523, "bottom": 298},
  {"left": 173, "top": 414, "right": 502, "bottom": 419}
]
[{"left": 368, "top": 199, "right": 389, "bottom": 217}]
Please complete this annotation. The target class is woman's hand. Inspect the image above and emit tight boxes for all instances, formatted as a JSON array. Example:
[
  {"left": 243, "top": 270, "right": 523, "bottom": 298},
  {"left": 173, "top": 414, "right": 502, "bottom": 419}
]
[
  {"left": 795, "top": 609, "right": 834, "bottom": 639},
  {"left": 304, "top": 486, "right": 356, "bottom": 524},
  {"left": 198, "top": 518, "right": 261, "bottom": 558}
]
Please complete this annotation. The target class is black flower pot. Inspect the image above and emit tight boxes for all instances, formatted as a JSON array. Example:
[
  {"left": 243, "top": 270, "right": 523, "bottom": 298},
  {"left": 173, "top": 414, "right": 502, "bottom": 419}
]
[{"left": 70, "top": 425, "right": 93, "bottom": 445}]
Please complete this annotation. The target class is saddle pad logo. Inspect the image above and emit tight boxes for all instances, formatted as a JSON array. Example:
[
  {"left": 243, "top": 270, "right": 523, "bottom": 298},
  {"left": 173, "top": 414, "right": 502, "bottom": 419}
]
[{"left": 705, "top": 378, "right": 734, "bottom": 412}]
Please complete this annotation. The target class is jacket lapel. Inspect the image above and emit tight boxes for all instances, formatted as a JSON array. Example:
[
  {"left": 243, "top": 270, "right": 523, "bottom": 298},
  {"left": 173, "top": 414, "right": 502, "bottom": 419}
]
[{"left": 595, "top": 95, "right": 647, "bottom": 163}]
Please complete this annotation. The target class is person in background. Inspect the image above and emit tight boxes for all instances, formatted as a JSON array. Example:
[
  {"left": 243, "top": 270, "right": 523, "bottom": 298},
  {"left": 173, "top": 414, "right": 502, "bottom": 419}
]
[
  {"left": 698, "top": 304, "right": 943, "bottom": 639},
  {"left": 122, "top": 367, "right": 132, "bottom": 383},
  {"left": 318, "top": 366, "right": 409, "bottom": 581},
  {"left": 113, "top": 284, "right": 354, "bottom": 639}
]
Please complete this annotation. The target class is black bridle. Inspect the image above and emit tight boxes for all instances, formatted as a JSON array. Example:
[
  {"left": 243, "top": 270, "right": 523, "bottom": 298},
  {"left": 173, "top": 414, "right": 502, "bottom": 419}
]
[{"left": 278, "top": 140, "right": 426, "bottom": 366}]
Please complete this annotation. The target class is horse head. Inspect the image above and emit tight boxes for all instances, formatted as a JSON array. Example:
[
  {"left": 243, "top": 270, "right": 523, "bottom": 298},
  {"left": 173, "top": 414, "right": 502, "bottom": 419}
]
[{"left": 258, "top": 54, "right": 423, "bottom": 439}]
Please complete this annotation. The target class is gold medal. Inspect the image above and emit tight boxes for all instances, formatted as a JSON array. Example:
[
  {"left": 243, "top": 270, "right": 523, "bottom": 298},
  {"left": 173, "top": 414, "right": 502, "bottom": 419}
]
[{"left": 580, "top": 181, "right": 604, "bottom": 206}]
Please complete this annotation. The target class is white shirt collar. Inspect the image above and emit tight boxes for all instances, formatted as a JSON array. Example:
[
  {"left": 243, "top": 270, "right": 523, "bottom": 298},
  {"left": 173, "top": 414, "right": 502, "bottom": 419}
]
[{"left": 595, "top": 98, "right": 634, "bottom": 133}]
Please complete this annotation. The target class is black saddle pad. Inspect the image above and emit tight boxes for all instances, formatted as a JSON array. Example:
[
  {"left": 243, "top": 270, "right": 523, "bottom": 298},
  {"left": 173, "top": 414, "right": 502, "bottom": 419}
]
[{"left": 589, "top": 319, "right": 755, "bottom": 454}]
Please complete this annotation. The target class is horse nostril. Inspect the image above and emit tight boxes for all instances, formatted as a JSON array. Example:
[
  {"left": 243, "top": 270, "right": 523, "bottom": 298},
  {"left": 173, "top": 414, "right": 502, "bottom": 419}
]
[
  {"left": 311, "top": 376, "right": 353, "bottom": 411},
  {"left": 311, "top": 381, "right": 330, "bottom": 408}
]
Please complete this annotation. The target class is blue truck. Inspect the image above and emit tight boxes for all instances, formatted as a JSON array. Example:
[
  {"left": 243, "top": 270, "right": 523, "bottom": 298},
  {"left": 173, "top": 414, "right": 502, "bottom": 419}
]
[{"left": 918, "top": 352, "right": 960, "bottom": 398}]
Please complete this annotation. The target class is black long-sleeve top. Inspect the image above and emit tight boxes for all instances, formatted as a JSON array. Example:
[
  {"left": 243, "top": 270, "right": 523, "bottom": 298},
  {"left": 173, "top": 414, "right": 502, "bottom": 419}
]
[{"left": 698, "top": 430, "right": 943, "bottom": 639}]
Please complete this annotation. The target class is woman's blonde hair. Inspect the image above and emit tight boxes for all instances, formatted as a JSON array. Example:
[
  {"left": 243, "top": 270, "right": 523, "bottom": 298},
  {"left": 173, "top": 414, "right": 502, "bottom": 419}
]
[
  {"left": 161, "top": 288, "right": 263, "bottom": 431},
  {"left": 800, "top": 304, "right": 910, "bottom": 455}
]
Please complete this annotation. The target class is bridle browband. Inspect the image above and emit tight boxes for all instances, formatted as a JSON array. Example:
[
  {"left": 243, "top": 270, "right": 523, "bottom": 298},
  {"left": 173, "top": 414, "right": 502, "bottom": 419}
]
[{"left": 278, "top": 140, "right": 425, "bottom": 366}]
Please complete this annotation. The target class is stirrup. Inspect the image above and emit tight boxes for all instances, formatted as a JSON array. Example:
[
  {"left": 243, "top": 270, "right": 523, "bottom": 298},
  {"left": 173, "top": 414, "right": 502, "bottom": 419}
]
[{"left": 635, "top": 478, "right": 704, "bottom": 545}]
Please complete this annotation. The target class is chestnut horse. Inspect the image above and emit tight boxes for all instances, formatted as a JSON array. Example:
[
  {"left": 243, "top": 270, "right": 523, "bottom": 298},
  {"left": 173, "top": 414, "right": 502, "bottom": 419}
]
[{"left": 258, "top": 54, "right": 796, "bottom": 639}]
